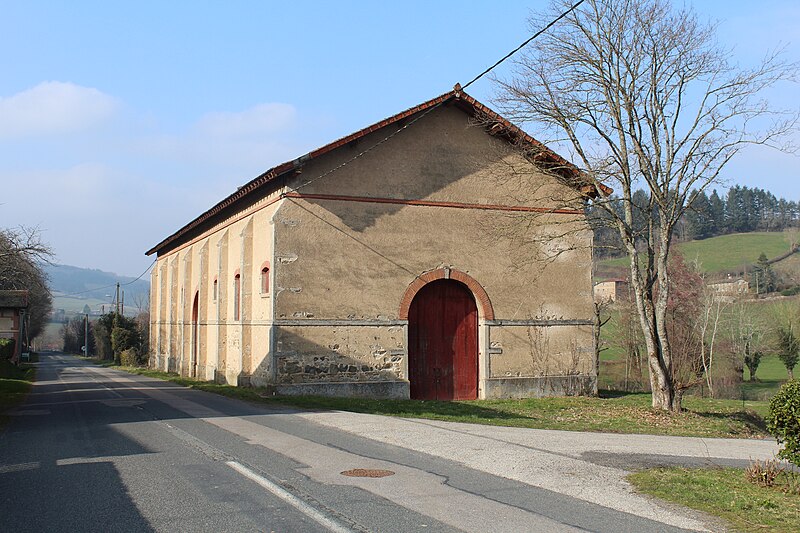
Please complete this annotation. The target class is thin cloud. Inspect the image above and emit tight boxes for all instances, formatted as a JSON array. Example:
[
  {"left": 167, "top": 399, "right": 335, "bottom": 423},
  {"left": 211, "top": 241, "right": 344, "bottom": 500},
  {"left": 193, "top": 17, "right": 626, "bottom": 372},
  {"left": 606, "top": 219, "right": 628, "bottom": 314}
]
[
  {"left": 0, "top": 82, "right": 117, "bottom": 139},
  {"left": 133, "top": 101, "right": 313, "bottom": 174}
]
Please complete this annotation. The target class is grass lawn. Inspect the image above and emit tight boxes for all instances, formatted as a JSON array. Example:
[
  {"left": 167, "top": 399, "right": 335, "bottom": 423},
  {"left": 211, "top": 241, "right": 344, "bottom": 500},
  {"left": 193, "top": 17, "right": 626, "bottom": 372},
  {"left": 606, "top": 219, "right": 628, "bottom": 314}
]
[
  {"left": 743, "top": 354, "right": 792, "bottom": 401},
  {"left": 595, "top": 231, "right": 797, "bottom": 281},
  {"left": 0, "top": 357, "right": 37, "bottom": 429},
  {"left": 679, "top": 232, "right": 793, "bottom": 274},
  {"left": 598, "top": 295, "right": 799, "bottom": 401},
  {"left": 629, "top": 467, "right": 800, "bottom": 533},
  {"left": 103, "top": 363, "right": 769, "bottom": 439}
]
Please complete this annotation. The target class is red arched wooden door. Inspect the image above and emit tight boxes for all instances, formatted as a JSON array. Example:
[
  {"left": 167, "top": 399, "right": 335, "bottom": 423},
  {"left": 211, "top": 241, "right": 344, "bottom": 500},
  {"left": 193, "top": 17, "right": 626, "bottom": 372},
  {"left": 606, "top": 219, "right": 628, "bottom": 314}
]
[
  {"left": 408, "top": 279, "right": 478, "bottom": 400},
  {"left": 191, "top": 291, "right": 199, "bottom": 378}
]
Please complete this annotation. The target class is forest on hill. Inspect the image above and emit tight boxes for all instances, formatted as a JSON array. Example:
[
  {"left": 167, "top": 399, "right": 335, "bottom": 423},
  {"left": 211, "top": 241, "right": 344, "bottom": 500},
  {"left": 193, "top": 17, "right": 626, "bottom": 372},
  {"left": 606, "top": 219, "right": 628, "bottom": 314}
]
[{"left": 591, "top": 185, "right": 799, "bottom": 259}]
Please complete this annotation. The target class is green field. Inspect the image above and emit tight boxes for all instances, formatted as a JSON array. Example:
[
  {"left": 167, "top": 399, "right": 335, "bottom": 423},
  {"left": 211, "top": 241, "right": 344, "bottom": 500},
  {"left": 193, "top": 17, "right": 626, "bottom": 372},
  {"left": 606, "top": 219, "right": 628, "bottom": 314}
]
[
  {"left": 680, "top": 232, "right": 794, "bottom": 273},
  {"left": 51, "top": 295, "right": 115, "bottom": 314},
  {"left": 599, "top": 294, "right": 800, "bottom": 402},
  {"left": 597, "top": 231, "right": 797, "bottom": 280}
]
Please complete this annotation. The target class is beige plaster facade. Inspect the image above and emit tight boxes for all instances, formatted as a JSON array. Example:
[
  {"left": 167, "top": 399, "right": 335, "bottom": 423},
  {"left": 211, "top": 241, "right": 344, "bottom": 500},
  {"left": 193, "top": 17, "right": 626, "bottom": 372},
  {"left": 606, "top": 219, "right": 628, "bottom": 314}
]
[{"left": 147, "top": 91, "right": 598, "bottom": 399}]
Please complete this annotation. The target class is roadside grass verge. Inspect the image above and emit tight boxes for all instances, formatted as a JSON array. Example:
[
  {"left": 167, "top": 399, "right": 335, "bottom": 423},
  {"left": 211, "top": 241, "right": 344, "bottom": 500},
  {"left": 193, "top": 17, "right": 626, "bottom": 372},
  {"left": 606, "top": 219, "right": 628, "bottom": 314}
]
[
  {"left": 629, "top": 467, "right": 800, "bottom": 533},
  {"left": 0, "top": 357, "right": 37, "bottom": 429},
  {"left": 103, "top": 363, "right": 769, "bottom": 438}
]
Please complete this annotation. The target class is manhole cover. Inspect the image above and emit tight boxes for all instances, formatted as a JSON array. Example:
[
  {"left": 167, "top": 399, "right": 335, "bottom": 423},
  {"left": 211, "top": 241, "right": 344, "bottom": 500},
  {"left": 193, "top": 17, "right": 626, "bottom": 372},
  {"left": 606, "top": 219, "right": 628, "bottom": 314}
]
[{"left": 340, "top": 468, "right": 395, "bottom": 478}]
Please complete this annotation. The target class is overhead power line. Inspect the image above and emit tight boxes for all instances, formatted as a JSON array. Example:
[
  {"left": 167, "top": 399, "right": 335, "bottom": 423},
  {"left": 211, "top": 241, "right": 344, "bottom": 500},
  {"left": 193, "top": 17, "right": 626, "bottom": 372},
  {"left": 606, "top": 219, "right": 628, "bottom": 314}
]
[
  {"left": 53, "top": 259, "right": 156, "bottom": 298},
  {"left": 292, "top": 0, "right": 585, "bottom": 194},
  {"left": 461, "top": 0, "right": 584, "bottom": 91}
]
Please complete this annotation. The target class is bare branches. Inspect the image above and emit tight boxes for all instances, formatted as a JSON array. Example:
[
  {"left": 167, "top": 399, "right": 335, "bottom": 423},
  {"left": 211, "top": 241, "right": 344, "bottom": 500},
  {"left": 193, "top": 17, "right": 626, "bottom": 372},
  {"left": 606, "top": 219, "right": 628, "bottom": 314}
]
[
  {"left": 493, "top": 0, "right": 798, "bottom": 411},
  {"left": 0, "top": 226, "right": 53, "bottom": 289},
  {"left": 0, "top": 226, "right": 54, "bottom": 342},
  {"left": 495, "top": 0, "right": 797, "bottom": 223}
]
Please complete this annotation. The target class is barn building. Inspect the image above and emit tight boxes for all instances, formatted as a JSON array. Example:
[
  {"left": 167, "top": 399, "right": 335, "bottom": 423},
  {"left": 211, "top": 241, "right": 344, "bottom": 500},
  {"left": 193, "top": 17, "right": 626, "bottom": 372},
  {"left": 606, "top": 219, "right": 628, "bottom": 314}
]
[{"left": 146, "top": 89, "right": 598, "bottom": 400}]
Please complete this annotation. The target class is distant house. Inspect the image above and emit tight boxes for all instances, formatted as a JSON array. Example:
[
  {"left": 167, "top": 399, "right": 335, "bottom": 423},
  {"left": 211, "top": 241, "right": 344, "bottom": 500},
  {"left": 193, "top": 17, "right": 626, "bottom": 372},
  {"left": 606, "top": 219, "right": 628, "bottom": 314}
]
[
  {"left": 594, "top": 279, "right": 629, "bottom": 303},
  {"left": 0, "top": 290, "right": 29, "bottom": 363},
  {"left": 146, "top": 89, "right": 603, "bottom": 400},
  {"left": 709, "top": 279, "right": 749, "bottom": 298}
]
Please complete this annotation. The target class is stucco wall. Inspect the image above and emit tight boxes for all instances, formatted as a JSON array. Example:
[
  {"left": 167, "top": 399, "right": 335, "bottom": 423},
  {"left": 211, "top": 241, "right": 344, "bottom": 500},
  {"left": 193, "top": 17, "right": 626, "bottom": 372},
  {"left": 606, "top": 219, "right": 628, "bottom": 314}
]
[
  {"left": 150, "top": 192, "right": 280, "bottom": 385},
  {"left": 270, "top": 104, "right": 594, "bottom": 398},
  {"left": 149, "top": 102, "right": 595, "bottom": 398}
]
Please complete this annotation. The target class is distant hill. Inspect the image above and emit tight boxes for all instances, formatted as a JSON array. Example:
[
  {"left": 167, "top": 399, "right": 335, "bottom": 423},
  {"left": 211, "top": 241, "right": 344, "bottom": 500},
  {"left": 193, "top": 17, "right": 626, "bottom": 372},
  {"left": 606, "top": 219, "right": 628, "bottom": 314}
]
[
  {"left": 44, "top": 264, "right": 150, "bottom": 314},
  {"left": 596, "top": 231, "right": 800, "bottom": 282}
]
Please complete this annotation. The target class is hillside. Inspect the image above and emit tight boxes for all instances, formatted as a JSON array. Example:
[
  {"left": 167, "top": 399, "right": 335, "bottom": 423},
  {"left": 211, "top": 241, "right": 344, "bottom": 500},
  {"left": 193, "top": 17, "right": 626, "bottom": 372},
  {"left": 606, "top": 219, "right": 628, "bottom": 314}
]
[
  {"left": 44, "top": 264, "right": 150, "bottom": 313},
  {"left": 596, "top": 230, "right": 799, "bottom": 281}
]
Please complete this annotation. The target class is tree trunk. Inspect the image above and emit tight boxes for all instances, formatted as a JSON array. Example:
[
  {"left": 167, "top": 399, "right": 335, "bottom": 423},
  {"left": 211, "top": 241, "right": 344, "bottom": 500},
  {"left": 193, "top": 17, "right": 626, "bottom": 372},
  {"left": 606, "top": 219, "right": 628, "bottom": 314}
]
[
  {"left": 634, "top": 279, "right": 676, "bottom": 411},
  {"left": 628, "top": 228, "right": 678, "bottom": 413}
]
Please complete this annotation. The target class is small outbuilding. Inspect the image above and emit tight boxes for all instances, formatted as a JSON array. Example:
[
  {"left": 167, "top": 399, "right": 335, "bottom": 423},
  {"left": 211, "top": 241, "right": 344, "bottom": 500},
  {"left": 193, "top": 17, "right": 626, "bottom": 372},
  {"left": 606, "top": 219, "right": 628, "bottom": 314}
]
[
  {"left": 146, "top": 89, "right": 599, "bottom": 400},
  {"left": 0, "top": 290, "right": 29, "bottom": 364},
  {"left": 593, "top": 279, "right": 630, "bottom": 303}
]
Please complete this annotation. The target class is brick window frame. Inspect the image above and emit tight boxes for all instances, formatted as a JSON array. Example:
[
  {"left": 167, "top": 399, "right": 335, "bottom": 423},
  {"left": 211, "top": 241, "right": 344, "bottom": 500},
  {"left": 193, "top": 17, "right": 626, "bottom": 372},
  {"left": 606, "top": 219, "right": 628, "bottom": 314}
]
[{"left": 398, "top": 268, "right": 494, "bottom": 321}]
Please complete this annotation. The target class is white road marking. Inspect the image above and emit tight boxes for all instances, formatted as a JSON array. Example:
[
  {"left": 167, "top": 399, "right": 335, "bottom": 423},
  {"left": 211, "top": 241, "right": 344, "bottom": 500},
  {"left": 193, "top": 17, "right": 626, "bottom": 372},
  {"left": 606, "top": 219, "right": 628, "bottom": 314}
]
[
  {"left": 226, "top": 460, "right": 354, "bottom": 533},
  {"left": 0, "top": 462, "right": 40, "bottom": 473}
]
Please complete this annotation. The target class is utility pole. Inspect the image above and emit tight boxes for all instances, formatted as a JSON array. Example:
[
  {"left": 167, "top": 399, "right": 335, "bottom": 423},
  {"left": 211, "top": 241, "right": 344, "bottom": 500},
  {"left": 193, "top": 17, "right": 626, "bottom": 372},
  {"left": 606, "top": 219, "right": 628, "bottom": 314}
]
[
  {"left": 115, "top": 283, "right": 120, "bottom": 315},
  {"left": 121, "top": 289, "right": 125, "bottom": 316}
]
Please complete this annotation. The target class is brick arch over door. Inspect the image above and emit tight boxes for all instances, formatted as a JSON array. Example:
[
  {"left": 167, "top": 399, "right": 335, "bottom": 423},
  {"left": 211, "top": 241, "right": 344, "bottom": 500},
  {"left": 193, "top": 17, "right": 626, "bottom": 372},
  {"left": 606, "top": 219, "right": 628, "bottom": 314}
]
[{"left": 398, "top": 269, "right": 494, "bottom": 321}]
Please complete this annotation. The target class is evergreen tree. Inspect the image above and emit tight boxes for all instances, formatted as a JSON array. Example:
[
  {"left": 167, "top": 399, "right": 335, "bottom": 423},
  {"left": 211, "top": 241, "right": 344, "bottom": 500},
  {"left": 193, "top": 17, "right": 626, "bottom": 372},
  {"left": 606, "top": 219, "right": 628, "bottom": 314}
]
[
  {"left": 751, "top": 252, "right": 776, "bottom": 294},
  {"left": 708, "top": 189, "right": 726, "bottom": 235},
  {"left": 685, "top": 190, "right": 713, "bottom": 239}
]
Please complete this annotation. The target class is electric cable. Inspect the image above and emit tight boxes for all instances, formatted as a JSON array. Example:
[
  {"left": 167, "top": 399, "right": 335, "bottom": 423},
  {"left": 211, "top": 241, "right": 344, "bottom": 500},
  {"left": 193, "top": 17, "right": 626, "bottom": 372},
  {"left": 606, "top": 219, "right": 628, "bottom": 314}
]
[
  {"left": 51, "top": 258, "right": 156, "bottom": 298},
  {"left": 291, "top": 0, "right": 585, "bottom": 193}
]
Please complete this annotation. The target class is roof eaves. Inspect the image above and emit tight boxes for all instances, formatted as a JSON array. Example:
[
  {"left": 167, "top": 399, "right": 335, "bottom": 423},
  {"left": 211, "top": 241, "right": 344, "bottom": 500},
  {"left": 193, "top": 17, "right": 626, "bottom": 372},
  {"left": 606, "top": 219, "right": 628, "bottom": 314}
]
[
  {"left": 146, "top": 91, "right": 459, "bottom": 256},
  {"left": 146, "top": 88, "right": 604, "bottom": 256}
]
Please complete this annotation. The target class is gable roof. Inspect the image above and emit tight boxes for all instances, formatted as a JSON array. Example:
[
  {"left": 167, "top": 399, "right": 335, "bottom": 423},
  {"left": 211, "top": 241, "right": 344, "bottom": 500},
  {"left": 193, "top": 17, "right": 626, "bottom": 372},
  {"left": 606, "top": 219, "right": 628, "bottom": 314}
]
[{"left": 146, "top": 88, "right": 598, "bottom": 257}]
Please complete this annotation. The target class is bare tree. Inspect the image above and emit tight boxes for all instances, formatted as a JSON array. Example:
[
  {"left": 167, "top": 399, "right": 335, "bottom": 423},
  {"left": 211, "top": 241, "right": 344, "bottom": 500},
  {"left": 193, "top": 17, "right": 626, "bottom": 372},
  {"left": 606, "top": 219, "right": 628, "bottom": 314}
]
[
  {"left": 0, "top": 226, "right": 52, "bottom": 283},
  {"left": 697, "top": 281, "right": 727, "bottom": 397},
  {"left": 132, "top": 289, "right": 150, "bottom": 315},
  {"left": 725, "top": 300, "right": 767, "bottom": 386},
  {"left": 0, "top": 226, "right": 54, "bottom": 341},
  {"left": 494, "top": 0, "right": 797, "bottom": 411}
]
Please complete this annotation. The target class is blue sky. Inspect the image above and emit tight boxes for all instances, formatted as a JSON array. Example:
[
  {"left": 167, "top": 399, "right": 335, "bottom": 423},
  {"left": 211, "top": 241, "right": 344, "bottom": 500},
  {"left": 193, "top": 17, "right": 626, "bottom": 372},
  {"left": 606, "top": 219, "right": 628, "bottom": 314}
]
[{"left": 1, "top": 1, "right": 798, "bottom": 277}]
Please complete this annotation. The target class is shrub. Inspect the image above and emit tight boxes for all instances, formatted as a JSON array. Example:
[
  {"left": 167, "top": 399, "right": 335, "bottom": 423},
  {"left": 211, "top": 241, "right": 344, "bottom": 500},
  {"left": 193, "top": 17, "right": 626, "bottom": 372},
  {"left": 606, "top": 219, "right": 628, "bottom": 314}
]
[
  {"left": 111, "top": 326, "right": 138, "bottom": 355},
  {"left": 0, "top": 338, "right": 15, "bottom": 359},
  {"left": 766, "top": 379, "right": 800, "bottom": 466},
  {"left": 781, "top": 286, "right": 800, "bottom": 297},
  {"left": 746, "top": 458, "right": 784, "bottom": 487},
  {"left": 119, "top": 348, "right": 140, "bottom": 367}
]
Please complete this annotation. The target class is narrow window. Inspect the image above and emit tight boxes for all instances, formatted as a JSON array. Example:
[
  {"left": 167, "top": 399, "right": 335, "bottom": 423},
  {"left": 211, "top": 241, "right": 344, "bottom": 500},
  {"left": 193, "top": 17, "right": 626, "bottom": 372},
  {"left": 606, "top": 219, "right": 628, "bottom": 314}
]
[
  {"left": 261, "top": 265, "right": 270, "bottom": 294},
  {"left": 212, "top": 279, "right": 218, "bottom": 301},
  {"left": 233, "top": 274, "right": 241, "bottom": 321}
]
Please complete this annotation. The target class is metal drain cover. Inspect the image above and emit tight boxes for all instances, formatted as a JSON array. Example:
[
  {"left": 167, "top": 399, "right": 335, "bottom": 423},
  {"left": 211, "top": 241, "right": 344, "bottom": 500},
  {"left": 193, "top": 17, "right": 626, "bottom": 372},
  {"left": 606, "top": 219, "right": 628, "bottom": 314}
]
[{"left": 340, "top": 468, "right": 395, "bottom": 478}]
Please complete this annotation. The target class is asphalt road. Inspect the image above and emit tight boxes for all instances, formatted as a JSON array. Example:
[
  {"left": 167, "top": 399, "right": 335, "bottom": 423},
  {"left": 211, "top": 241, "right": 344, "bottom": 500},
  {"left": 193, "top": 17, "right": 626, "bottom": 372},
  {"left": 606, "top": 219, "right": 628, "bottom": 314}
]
[{"left": 1, "top": 353, "right": 717, "bottom": 532}]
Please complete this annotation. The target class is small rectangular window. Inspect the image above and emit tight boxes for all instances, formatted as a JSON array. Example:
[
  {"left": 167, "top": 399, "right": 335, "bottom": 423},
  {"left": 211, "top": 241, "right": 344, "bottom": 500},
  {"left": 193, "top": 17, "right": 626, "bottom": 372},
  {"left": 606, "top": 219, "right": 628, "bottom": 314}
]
[{"left": 212, "top": 279, "right": 218, "bottom": 301}]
